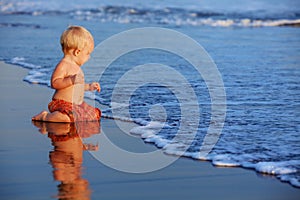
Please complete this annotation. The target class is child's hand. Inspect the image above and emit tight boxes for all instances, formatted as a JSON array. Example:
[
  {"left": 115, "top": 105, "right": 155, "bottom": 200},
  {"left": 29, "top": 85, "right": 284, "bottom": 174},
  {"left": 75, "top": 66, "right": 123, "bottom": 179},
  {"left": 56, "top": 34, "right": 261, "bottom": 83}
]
[
  {"left": 70, "top": 73, "right": 84, "bottom": 84},
  {"left": 89, "top": 82, "right": 101, "bottom": 92}
]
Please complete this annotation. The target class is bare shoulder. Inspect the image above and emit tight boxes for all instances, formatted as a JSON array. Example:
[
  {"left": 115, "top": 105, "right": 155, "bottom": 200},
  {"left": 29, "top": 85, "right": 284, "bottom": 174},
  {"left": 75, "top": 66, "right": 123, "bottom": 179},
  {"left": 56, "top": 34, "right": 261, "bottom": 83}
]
[
  {"left": 52, "top": 59, "right": 69, "bottom": 79},
  {"left": 55, "top": 59, "right": 69, "bottom": 72}
]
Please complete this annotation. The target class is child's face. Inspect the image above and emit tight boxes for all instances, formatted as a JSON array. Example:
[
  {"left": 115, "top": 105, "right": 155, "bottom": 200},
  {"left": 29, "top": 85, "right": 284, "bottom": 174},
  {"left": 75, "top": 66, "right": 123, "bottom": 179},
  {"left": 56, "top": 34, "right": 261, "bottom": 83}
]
[{"left": 77, "top": 44, "right": 93, "bottom": 66}]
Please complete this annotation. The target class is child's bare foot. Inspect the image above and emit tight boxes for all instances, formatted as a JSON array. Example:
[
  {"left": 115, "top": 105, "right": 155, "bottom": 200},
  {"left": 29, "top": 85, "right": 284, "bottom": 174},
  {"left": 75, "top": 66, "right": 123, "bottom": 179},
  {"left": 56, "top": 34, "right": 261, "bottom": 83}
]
[{"left": 32, "top": 111, "right": 48, "bottom": 121}]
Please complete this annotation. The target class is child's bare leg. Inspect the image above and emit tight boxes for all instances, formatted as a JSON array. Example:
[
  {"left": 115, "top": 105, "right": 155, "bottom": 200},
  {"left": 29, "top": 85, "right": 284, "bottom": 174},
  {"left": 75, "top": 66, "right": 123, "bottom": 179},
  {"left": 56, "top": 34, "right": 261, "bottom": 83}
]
[
  {"left": 46, "top": 111, "right": 71, "bottom": 122},
  {"left": 32, "top": 111, "right": 71, "bottom": 122}
]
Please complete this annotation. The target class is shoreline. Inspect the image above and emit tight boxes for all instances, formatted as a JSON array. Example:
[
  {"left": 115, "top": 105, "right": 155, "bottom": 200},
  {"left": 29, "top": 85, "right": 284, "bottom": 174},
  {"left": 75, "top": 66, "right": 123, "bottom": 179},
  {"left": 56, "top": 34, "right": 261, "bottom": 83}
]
[{"left": 0, "top": 61, "right": 299, "bottom": 199}]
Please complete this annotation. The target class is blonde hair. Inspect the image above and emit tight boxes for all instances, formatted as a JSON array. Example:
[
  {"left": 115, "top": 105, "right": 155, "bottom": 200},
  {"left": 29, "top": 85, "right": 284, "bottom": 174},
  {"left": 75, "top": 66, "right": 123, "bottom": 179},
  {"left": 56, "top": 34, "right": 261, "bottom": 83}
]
[{"left": 60, "top": 25, "right": 94, "bottom": 53}]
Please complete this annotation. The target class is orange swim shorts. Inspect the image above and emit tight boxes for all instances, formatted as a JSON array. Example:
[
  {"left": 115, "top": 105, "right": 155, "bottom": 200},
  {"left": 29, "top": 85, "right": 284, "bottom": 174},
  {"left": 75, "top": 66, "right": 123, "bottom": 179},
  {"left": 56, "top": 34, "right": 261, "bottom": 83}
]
[{"left": 48, "top": 99, "right": 101, "bottom": 122}]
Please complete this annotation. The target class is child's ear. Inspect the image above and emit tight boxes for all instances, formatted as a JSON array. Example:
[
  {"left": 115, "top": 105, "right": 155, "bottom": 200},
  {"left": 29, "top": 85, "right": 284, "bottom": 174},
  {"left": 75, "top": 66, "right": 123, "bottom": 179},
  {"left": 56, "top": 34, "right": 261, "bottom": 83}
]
[{"left": 74, "top": 49, "right": 81, "bottom": 56}]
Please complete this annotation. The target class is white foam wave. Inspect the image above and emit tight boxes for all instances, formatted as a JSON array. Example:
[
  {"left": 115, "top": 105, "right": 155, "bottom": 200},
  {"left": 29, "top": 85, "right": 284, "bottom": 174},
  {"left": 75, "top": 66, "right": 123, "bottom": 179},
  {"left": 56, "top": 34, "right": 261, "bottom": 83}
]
[
  {"left": 254, "top": 161, "right": 299, "bottom": 175},
  {"left": 253, "top": 161, "right": 300, "bottom": 187},
  {"left": 9, "top": 57, "right": 41, "bottom": 69},
  {"left": 194, "top": 18, "right": 300, "bottom": 27},
  {"left": 212, "top": 154, "right": 241, "bottom": 167},
  {"left": 280, "top": 175, "right": 300, "bottom": 188},
  {"left": 7, "top": 57, "right": 50, "bottom": 85},
  {"left": 1, "top": 1, "right": 299, "bottom": 28},
  {"left": 69, "top": 8, "right": 300, "bottom": 28}
]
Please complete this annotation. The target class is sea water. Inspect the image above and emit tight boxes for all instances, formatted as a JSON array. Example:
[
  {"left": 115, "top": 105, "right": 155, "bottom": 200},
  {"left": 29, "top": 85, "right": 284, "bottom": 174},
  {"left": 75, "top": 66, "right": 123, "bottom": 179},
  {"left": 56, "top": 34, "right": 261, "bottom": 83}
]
[{"left": 0, "top": 0, "right": 299, "bottom": 188}]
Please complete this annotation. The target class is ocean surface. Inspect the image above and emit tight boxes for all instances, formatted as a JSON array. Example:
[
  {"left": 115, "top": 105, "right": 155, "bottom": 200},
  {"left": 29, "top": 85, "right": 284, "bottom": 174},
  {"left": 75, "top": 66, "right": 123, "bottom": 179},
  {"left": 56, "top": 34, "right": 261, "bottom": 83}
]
[{"left": 0, "top": 0, "right": 300, "bottom": 188}]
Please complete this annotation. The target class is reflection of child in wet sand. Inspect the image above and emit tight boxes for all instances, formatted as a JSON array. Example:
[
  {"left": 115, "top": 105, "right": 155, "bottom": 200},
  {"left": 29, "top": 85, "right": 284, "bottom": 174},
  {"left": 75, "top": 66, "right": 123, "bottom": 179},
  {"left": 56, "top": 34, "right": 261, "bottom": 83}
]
[
  {"left": 33, "top": 121, "right": 100, "bottom": 200},
  {"left": 49, "top": 124, "right": 90, "bottom": 200},
  {"left": 32, "top": 25, "right": 101, "bottom": 122}
]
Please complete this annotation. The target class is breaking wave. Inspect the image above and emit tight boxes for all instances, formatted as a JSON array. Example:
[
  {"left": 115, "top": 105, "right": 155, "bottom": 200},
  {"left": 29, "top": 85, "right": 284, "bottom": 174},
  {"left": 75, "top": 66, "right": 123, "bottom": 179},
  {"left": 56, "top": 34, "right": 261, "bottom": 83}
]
[{"left": 1, "top": 3, "right": 299, "bottom": 27}]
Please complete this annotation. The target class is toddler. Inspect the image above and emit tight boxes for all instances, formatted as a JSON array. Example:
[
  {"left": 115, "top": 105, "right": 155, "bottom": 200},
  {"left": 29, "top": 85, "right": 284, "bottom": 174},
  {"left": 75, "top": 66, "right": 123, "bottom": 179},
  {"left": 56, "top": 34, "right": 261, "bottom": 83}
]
[{"left": 32, "top": 26, "right": 101, "bottom": 122}]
